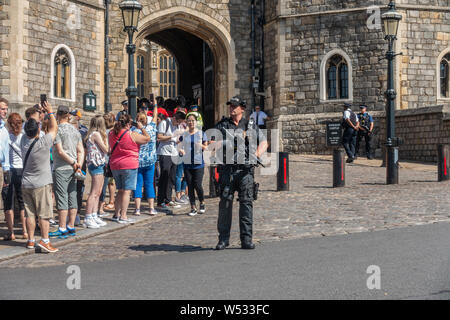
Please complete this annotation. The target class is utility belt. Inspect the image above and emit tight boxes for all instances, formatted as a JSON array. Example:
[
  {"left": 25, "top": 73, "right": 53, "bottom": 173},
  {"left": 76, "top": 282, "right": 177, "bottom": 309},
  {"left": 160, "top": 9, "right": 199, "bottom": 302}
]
[{"left": 219, "top": 164, "right": 255, "bottom": 173}]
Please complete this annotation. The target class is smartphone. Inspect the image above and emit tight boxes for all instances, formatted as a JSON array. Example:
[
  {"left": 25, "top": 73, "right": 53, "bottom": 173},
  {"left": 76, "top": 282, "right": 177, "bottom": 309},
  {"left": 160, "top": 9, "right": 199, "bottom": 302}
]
[
  {"left": 40, "top": 94, "right": 47, "bottom": 105},
  {"left": 131, "top": 121, "right": 138, "bottom": 127}
]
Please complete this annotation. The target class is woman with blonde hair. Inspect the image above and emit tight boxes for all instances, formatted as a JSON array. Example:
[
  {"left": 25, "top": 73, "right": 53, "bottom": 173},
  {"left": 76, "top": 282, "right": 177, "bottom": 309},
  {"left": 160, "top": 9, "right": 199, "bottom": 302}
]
[
  {"left": 132, "top": 108, "right": 158, "bottom": 216},
  {"left": 83, "top": 115, "right": 109, "bottom": 228},
  {"left": 98, "top": 112, "right": 116, "bottom": 215}
]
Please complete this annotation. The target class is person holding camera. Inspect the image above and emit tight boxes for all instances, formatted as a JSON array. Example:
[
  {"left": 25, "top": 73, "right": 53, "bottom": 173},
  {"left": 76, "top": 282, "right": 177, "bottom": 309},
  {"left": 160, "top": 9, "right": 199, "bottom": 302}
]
[
  {"left": 132, "top": 108, "right": 158, "bottom": 216},
  {"left": 109, "top": 114, "right": 150, "bottom": 224},
  {"left": 49, "top": 105, "right": 85, "bottom": 239},
  {"left": 20, "top": 101, "right": 59, "bottom": 253},
  {"left": 356, "top": 104, "right": 374, "bottom": 160}
]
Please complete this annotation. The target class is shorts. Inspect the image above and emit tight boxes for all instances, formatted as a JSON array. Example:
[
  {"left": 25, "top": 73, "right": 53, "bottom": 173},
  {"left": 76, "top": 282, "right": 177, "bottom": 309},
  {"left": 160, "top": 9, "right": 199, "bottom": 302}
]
[
  {"left": 53, "top": 169, "right": 78, "bottom": 210},
  {"left": 88, "top": 164, "right": 106, "bottom": 176},
  {"left": 22, "top": 184, "right": 54, "bottom": 220},
  {"left": 112, "top": 169, "right": 138, "bottom": 191},
  {"left": 5, "top": 168, "right": 25, "bottom": 211}
]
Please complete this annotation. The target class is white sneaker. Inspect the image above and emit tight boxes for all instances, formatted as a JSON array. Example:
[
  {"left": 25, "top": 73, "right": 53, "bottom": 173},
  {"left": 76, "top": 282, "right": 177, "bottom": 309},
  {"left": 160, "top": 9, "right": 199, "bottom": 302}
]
[
  {"left": 168, "top": 201, "right": 181, "bottom": 209},
  {"left": 93, "top": 214, "right": 107, "bottom": 227},
  {"left": 149, "top": 209, "right": 158, "bottom": 216},
  {"left": 134, "top": 209, "right": 141, "bottom": 216},
  {"left": 84, "top": 217, "right": 100, "bottom": 229}
]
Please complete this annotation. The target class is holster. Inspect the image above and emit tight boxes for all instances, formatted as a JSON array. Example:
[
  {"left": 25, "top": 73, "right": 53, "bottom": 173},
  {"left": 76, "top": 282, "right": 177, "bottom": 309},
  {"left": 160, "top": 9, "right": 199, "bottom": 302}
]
[{"left": 253, "top": 182, "right": 259, "bottom": 201}]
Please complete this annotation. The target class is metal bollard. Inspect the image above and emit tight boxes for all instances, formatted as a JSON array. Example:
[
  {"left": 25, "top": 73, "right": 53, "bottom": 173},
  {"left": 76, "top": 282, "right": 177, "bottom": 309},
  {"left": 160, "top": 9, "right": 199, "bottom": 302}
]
[
  {"left": 209, "top": 165, "right": 220, "bottom": 197},
  {"left": 277, "top": 152, "right": 289, "bottom": 191},
  {"left": 333, "top": 148, "right": 345, "bottom": 188},
  {"left": 438, "top": 144, "right": 450, "bottom": 182}
]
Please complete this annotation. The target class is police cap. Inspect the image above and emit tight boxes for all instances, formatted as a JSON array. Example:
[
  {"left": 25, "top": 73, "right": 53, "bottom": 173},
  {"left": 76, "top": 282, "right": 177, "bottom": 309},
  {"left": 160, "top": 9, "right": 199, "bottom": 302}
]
[{"left": 227, "top": 96, "right": 246, "bottom": 108}]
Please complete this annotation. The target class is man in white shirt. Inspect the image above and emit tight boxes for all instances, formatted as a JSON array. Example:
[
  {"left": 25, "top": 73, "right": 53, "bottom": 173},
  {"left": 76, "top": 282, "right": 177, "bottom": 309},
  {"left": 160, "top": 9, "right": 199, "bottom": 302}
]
[
  {"left": 250, "top": 105, "right": 270, "bottom": 129},
  {"left": 0, "top": 98, "right": 10, "bottom": 214},
  {"left": 342, "top": 103, "right": 359, "bottom": 163}
]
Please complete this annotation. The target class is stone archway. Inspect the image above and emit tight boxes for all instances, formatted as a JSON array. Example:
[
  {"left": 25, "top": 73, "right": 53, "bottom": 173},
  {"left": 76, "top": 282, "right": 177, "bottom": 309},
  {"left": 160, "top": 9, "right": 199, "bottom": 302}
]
[{"left": 125, "top": 6, "right": 236, "bottom": 122}]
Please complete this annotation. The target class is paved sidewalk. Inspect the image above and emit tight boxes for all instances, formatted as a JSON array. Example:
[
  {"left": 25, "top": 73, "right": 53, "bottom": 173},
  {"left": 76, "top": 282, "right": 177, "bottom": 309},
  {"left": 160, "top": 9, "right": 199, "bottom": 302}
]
[{"left": 1, "top": 154, "right": 449, "bottom": 268}]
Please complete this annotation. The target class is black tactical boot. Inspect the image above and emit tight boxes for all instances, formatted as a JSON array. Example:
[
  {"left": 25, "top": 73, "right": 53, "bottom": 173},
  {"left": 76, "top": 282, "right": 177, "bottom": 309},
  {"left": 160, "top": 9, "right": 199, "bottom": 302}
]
[{"left": 215, "top": 241, "right": 230, "bottom": 250}]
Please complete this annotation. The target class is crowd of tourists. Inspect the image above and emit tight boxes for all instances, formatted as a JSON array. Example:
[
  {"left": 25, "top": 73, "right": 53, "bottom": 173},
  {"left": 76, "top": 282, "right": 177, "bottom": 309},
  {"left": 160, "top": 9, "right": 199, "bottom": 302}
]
[{"left": 0, "top": 95, "right": 209, "bottom": 253}]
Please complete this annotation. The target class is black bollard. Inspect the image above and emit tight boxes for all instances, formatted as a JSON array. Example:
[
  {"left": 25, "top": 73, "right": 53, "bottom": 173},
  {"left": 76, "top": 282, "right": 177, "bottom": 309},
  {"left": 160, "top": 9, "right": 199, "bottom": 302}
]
[
  {"left": 277, "top": 152, "right": 289, "bottom": 191},
  {"left": 438, "top": 144, "right": 450, "bottom": 182},
  {"left": 386, "top": 146, "right": 399, "bottom": 185},
  {"left": 333, "top": 148, "right": 345, "bottom": 187},
  {"left": 209, "top": 165, "right": 220, "bottom": 197}
]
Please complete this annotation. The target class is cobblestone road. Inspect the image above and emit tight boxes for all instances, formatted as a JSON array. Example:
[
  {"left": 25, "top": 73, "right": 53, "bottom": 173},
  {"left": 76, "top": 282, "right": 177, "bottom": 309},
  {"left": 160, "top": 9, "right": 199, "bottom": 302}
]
[{"left": 1, "top": 155, "right": 449, "bottom": 269}]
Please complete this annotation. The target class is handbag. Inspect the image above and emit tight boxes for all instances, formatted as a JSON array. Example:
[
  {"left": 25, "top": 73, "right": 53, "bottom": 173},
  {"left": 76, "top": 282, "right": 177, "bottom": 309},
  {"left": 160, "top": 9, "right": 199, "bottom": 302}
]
[{"left": 104, "top": 129, "right": 129, "bottom": 177}]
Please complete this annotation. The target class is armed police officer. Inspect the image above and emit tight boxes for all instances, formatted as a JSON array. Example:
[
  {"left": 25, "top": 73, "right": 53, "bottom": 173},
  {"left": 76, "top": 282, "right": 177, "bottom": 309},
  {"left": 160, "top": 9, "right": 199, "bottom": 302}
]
[
  {"left": 355, "top": 104, "right": 374, "bottom": 160},
  {"left": 213, "top": 96, "right": 268, "bottom": 250},
  {"left": 342, "top": 103, "right": 359, "bottom": 163}
]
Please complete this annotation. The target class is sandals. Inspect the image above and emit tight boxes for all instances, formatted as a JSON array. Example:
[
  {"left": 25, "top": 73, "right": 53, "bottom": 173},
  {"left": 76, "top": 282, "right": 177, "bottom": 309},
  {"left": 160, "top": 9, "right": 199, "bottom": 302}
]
[
  {"left": 104, "top": 203, "right": 115, "bottom": 211},
  {"left": 3, "top": 234, "right": 16, "bottom": 241}
]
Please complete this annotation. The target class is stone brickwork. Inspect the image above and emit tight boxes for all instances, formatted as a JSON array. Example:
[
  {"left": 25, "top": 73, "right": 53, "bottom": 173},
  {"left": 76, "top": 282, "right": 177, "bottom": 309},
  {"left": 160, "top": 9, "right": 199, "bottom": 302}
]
[
  {"left": 108, "top": 0, "right": 256, "bottom": 119},
  {"left": 0, "top": 0, "right": 11, "bottom": 97},
  {"left": 2, "top": 0, "right": 104, "bottom": 122}
]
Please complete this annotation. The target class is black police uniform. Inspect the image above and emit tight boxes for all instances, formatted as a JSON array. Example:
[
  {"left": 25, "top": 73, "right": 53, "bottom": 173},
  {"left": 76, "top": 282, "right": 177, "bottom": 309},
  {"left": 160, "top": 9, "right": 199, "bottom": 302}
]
[
  {"left": 215, "top": 116, "right": 266, "bottom": 248},
  {"left": 355, "top": 112, "right": 374, "bottom": 159}
]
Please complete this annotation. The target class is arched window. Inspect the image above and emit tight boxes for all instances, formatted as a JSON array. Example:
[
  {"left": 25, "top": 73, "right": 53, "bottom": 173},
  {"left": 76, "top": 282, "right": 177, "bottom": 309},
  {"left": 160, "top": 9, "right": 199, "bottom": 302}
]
[
  {"left": 54, "top": 49, "right": 71, "bottom": 99},
  {"left": 440, "top": 53, "right": 450, "bottom": 98},
  {"left": 137, "top": 55, "right": 145, "bottom": 97},
  {"left": 160, "top": 57, "right": 163, "bottom": 69},
  {"left": 320, "top": 49, "right": 353, "bottom": 102},
  {"left": 164, "top": 57, "right": 167, "bottom": 69},
  {"left": 326, "top": 55, "right": 348, "bottom": 100}
]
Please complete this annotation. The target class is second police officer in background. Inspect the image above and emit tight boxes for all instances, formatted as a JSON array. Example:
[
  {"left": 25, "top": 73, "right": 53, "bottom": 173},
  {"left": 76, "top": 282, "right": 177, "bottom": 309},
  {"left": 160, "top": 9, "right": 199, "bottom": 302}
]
[
  {"left": 213, "top": 96, "right": 268, "bottom": 251},
  {"left": 355, "top": 104, "right": 374, "bottom": 160}
]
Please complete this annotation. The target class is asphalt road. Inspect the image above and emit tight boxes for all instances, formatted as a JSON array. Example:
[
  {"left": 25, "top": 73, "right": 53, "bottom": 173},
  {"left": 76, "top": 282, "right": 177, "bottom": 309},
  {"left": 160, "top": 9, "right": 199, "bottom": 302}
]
[{"left": 1, "top": 222, "right": 450, "bottom": 300}]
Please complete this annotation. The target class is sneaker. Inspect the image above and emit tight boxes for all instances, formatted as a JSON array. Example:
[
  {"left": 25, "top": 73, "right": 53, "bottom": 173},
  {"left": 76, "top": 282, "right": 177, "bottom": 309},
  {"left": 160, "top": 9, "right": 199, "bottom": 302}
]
[
  {"left": 199, "top": 204, "right": 206, "bottom": 214},
  {"left": 38, "top": 240, "right": 59, "bottom": 253},
  {"left": 26, "top": 240, "right": 35, "bottom": 249},
  {"left": 149, "top": 208, "right": 158, "bottom": 216},
  {"left": 83, "top": 217, "right": 100, "bottom": 229},
  {"left": 134, "top": 209, "right": 141, "bottom": 216},
  {"left": 118, "top": 218, "right": 135, "bottom": 224},
  {"left": 181, "top": 195, "right": 189, "bottom": 202},
  {"left": 49, "top": 229, "right": 69, "bottom": 239},
  {"left": 67, "top": 228, "right": 76, "bottom": 237},
  {"left": 93, "top": 214, "right": 107, "bottom": 227},
  {"left": 175, "top": 198, "right": 187, "bottom": 205},
  {"left": 98, "top": 212, "right": 110, "bottom": 218},
  {"left": 111, "top": 215, "right": 120, "bottom": 223},
  {"left": 188, "top": 208, "right": 198, "bottom": 217},
  {"left": 49, "top": 219, "right": 58, "bottom": 226},
  {"left": 168, "top": 201, "right": 181, "bottom": 209}
]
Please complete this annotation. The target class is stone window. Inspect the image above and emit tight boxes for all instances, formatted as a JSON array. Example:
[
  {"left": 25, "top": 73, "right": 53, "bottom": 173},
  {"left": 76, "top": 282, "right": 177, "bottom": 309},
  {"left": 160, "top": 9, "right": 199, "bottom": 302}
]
[
  {"left": 320, "top": 49, "right": 353, "bottom": 103},
  {"left": 440, "top": 53, "right": 450, "bottom": 98},
  {"left": 326, "top": 55, "right": 348, "bottom": 100},
  {"left": 54, "top": 49, "right": 71, "bottom": 99},
  {"left": 137, "top": 55, "right": 145, "bottom": 98},
  {"left": 50, "top": 45, "right": 75, "bottom": 102}
]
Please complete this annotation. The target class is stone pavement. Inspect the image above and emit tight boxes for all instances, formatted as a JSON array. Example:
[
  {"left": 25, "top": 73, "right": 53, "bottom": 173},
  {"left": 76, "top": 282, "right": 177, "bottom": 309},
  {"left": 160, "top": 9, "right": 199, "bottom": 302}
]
[{"left": 1, "top": 154, "right": 449, "bottom": 269}]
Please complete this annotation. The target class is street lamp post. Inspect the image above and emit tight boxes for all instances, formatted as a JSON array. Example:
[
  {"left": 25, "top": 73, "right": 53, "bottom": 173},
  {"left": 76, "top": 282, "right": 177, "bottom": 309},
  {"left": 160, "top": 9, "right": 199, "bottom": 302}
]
[
  {"left": 119, "top": 0, "right": 143, "bottom": 121},
  {"left": 381, "top": 1, "right": 402, "bottom": 185}
]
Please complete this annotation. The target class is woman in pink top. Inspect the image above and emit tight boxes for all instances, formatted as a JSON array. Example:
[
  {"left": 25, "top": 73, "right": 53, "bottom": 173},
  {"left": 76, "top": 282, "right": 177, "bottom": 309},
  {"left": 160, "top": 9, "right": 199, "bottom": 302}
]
[{"left": 109, "top": 114, "right": 150, "bottom": 223}]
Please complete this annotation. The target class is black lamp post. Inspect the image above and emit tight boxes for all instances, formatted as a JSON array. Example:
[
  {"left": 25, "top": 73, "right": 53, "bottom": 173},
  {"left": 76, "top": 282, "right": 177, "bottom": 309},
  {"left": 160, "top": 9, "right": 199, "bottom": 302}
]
[
  {"left": 381, "top": 1, "right": 402, "bottom": 185},
  {"left": 119, "top": 0, "right": 142, "bottom": 121}
]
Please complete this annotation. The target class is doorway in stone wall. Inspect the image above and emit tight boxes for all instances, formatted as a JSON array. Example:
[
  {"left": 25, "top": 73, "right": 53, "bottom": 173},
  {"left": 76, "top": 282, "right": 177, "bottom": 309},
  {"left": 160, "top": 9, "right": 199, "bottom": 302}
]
[
  {"left": 139, "top": 30, "right": 215, "bottom": 129},
  {"left": 133, "top": 8, "right": 236, "bottom": 128}
]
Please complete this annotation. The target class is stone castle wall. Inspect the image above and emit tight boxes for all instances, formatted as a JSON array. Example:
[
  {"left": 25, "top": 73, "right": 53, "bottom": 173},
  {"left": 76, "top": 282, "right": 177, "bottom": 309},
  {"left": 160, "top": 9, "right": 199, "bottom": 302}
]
[{"left": 274, "top": 104, "right": 450, "bottom": 162}]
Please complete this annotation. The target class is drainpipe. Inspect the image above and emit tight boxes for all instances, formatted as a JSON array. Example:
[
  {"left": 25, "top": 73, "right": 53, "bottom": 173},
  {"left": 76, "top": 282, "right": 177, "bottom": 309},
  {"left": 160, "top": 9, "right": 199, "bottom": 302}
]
[
  {"left": 104, "top": 0, "right": 112, "bottom": 112},
  {"left": 251, "top": 0, "right": 256, "bottom": 111},
  {"left": 259, "top": 0, "right": 265, "bottom": 110}
]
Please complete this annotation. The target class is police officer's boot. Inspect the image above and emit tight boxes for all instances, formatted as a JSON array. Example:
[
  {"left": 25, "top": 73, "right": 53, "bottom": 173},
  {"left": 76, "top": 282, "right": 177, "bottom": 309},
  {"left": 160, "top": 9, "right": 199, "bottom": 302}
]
[
  {"left": 215, "top": 240, "right": 230, "bottom": 250},
  {"left": 241, "top": 241, "right": 255, "bottom": 250}
]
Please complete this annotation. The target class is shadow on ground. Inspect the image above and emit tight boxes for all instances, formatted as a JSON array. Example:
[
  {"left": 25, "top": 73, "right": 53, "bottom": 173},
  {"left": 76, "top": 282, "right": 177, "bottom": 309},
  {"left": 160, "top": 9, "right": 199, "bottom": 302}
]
[{"left": 129, "top": 244, "right": 211, "bottom": 253}]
